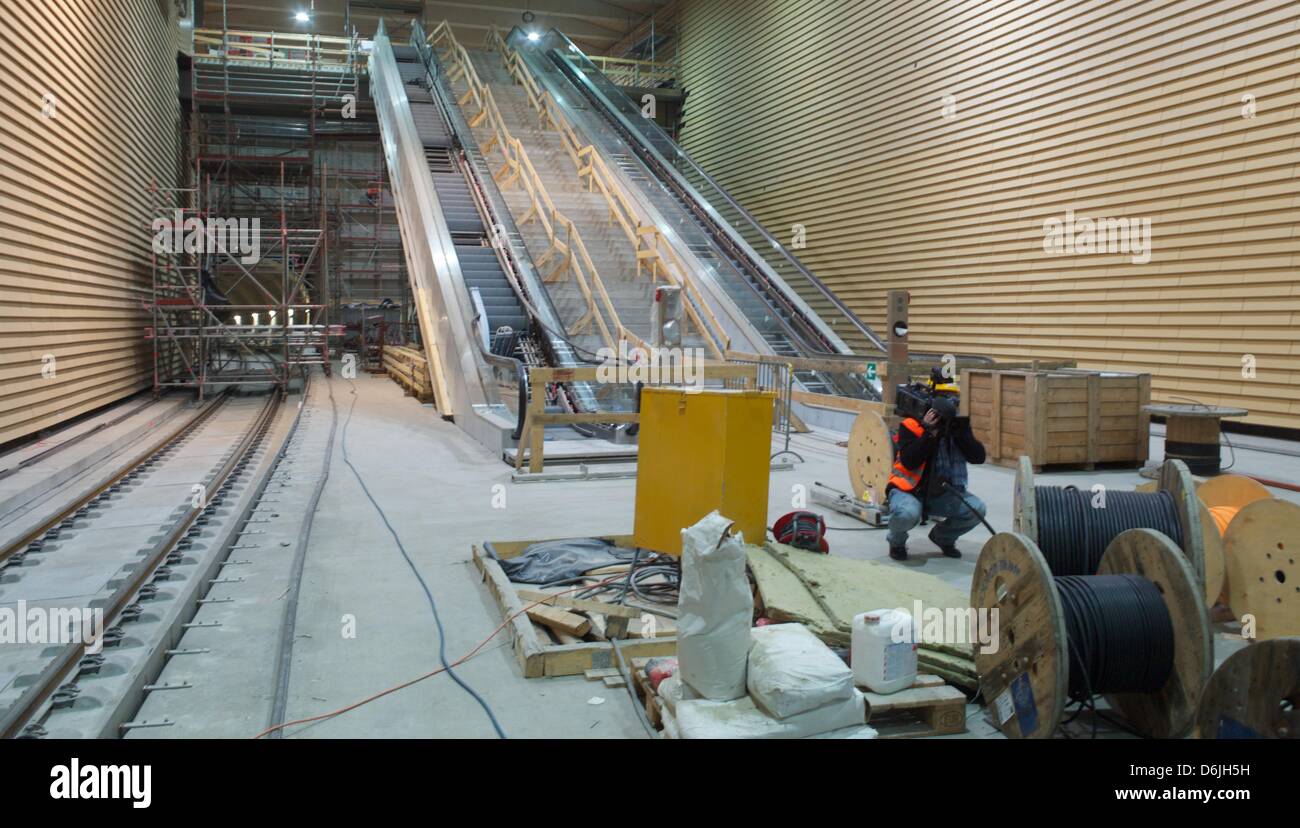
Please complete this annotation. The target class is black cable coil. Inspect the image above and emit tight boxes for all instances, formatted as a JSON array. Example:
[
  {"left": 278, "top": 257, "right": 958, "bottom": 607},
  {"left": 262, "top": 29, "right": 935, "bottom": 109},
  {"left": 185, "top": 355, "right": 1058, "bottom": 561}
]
[
  {"left": 1034, "top": 486, "right": 1183, "bottom": 576},
  {"left": 1055, "top": 574, "right": 1175, "bottom": 701}
]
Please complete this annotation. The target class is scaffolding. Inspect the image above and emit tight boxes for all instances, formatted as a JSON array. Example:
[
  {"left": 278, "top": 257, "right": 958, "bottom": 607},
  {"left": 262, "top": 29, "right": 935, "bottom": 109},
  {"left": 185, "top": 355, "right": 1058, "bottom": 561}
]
[
  {"left": 146, "top": 172, "right": 335, "bottom": 396},
  {"left": 330, "top": 164, "right": 409, "bottom": 305},
  {"left": 146, "top": 27, "right": 373, "bottom": 396},
  {"left": 185, "top": 25, "right": 410, "bottom": 363}
]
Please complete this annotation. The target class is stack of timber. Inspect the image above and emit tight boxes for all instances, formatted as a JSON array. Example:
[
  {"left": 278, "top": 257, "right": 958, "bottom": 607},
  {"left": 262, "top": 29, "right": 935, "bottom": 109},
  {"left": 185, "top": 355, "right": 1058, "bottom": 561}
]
[
  {"left": 747, "top": 543, "right": 978, "bottom": 689},
  {"left": 383, "top": 345, "right": 436, "bottom": 403},
  {"left": 964, "top": 368, "right": 1151, "bottom": 470}
]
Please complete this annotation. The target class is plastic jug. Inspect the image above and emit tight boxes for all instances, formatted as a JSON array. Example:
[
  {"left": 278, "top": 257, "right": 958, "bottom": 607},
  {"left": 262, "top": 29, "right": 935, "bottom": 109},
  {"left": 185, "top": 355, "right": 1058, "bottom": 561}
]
[{"left": 852, "top": 608, "right": 917, "bottom": 694}]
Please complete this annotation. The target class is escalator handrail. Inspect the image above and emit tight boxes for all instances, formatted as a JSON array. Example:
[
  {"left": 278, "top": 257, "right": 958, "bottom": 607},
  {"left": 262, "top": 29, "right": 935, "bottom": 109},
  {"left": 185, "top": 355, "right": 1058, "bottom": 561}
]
[{"left": 540, "top": 27, "right": 885, "bottom": 354}]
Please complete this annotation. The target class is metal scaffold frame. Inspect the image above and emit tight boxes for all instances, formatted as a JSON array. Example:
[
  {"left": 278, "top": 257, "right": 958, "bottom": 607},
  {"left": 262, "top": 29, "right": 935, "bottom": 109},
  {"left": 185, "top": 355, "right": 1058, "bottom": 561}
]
[
  {"left": 146, "top": 171, "right": 334, "bottom": 397},
  {"left": 145, "top": 19, "right": 373, "bottom": 397}
]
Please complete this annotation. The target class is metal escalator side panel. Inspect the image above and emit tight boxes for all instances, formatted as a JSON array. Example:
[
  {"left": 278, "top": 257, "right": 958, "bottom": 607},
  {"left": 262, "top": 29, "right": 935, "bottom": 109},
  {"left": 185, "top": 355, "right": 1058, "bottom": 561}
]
[{"left": 369, "top": 28, "right": 499, "bottom": 427}]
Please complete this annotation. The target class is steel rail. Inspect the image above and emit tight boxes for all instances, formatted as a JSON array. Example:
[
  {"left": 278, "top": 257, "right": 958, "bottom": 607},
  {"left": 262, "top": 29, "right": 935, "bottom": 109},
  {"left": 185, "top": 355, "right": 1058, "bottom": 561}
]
[
  {"left": 0, "top": 392, "right": 233, "bottom": 568},
  {"left": 0, "top": 391, "right": 282, "bottom": 739}
]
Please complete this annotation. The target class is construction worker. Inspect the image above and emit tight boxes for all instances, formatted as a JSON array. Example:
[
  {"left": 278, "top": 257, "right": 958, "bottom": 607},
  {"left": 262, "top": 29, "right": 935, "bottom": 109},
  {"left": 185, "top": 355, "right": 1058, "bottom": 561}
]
[{"left": 886, "top": 370, "right": 987, "bottom": 561}]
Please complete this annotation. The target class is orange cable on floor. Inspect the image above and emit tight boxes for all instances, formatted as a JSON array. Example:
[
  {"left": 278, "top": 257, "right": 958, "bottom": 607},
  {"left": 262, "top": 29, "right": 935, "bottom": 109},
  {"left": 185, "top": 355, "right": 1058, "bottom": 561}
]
[{"left": 252, "top": 573, "right": 627, "bottom": 739}]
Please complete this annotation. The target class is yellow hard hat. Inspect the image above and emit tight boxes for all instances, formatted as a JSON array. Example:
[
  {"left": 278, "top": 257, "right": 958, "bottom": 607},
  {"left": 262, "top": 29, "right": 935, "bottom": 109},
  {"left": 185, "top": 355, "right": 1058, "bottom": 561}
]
[{"left": 927, "top": 368, "right": 959, "bottom": 394}]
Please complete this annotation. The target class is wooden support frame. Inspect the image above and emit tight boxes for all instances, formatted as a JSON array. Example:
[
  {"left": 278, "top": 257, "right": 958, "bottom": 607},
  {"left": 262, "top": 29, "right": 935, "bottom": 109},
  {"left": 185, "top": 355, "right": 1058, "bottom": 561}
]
[
  {"left": 429, "top": 22, "right": 633, "bottom": 355},
  {"left": 488, "top": 27, "right": 732, "bottom": 361},
  {"left": 513, "top": 364, "right": 759, "bottom": 473},
  {"left": 472, "top": 538, "right": 676, "bottom": 678}
]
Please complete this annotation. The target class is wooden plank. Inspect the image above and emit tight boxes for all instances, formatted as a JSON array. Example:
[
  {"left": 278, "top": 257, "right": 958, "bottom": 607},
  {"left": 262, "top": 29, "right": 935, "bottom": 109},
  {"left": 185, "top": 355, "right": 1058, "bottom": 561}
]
[
  {"left": 990, "top": 371, "right": 1003, "bottom": 461},
  {"left": 526, "top": 604, "right": 592, "bottom": 638},
  {"left": 791, "top": 389, "right": 887, "bottom": 415},
  {"left": 471, "top": 545, "right": 546, "bottom": 678},
  {"left": 542, "top": 638, "right": 677, "bottom": 677},
  {"left": 515, "top": 588, "right": 644, "bottom": 619}
]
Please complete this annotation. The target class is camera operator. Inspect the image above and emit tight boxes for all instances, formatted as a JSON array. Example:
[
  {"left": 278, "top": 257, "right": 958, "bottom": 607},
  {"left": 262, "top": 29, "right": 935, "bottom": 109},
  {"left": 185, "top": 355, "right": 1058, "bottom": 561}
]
[{"left": 886, "top": 369, "right": 987, "bottom": 561}]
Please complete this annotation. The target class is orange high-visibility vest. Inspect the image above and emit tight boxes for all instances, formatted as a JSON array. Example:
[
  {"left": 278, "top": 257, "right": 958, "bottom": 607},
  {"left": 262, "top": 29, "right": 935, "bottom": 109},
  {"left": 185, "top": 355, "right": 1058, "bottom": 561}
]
[{"left": 889, "top": 417, "right": 926, "bottom": 491}]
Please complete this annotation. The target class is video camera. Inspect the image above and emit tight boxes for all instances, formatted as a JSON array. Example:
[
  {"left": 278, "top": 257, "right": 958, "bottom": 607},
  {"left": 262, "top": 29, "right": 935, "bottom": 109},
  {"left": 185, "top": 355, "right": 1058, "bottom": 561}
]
[{"left": 894, "top": 367, "right": 960, "bottom": 424}]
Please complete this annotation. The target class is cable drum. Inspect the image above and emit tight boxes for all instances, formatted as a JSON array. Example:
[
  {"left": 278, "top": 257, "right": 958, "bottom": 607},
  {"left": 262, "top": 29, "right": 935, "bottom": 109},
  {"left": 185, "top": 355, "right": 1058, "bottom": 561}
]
[
  {"left": 1034, "top": 486, "right": 1184, "bottom": 576},
  {"left": 1055, "top": 574, "right": 1175, "bottom": 701},
  {"left": 972, "top": 529, "right": 1212, "bottom": 739}
]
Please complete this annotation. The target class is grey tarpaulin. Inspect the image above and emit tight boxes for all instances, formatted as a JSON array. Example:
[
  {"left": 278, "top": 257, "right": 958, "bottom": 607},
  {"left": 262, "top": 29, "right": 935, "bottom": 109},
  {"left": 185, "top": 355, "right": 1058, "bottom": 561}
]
[{"left": 495, "top": 538, "right": 640, "bottom": 584}]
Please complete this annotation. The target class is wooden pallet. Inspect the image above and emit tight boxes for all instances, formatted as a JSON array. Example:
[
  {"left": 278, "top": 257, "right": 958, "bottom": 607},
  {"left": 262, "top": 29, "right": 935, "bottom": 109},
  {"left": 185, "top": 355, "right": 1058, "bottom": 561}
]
[
  {"left": 471, "top": 538, "right": 677, "bottom": 678},
  {"left": 862, "top": 674, "right": 968, "bottom": 738},
  {"left": 629, "top": 658, "right": 668, "bottom": 730}
]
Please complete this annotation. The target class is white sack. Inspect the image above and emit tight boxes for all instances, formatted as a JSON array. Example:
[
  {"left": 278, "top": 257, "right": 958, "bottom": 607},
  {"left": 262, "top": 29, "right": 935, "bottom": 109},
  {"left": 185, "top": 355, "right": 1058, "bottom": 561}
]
[
  {"left": 674, "top": 690, "right": 867, "bottom": 739},
  {"left": 747, "top": 623, "right": 855, "bottom": 719},
  {"left": 655, "top": 673, "right": 698, "bottom": 717},
  {"left": 677, "top": 511, "right": 753, "bottom": 700}
]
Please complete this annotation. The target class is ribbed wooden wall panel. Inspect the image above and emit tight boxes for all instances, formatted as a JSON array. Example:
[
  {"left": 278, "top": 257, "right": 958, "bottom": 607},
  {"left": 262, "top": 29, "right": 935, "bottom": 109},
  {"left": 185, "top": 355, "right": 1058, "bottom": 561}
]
[
  {"left": 0, "top": 0, "right": 180, "bottom": 445},
  {"left": 677, "top": 0, "right": 1300, "bottom": 428}
]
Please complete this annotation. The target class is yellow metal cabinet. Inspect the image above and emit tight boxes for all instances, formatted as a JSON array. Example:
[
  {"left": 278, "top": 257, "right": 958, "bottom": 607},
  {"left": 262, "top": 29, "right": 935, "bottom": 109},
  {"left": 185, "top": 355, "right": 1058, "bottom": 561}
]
[{"left": 633, "top": 388, "right": 775, "bottom": 555}]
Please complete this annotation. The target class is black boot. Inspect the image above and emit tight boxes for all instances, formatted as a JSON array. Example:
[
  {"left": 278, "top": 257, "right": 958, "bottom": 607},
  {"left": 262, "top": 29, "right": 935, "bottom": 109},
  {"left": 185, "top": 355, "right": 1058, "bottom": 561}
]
[
  {"left": 889, "top": 544, "right": 908, "bottom": 561},
  {"left": 929, "top": 527, "right": 961, "bottom": 558}
]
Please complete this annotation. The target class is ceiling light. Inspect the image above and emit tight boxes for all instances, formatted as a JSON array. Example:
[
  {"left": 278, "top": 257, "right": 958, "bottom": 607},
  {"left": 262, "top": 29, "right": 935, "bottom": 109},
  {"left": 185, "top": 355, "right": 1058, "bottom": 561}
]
[
  {"left": 527, "top": 31, "right": 541, "bottom": 42},
  {"left": 295, "top": 11, "right": 310, "bottom": 22}
]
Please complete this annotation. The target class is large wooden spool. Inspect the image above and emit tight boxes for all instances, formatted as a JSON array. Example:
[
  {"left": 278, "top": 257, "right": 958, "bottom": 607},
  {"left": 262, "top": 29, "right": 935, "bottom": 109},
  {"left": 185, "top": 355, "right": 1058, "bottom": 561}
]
[
  {"left": 1013, "top": 457, "right": 1207, "bottom": 602},
  {"left": 847, "top": 410, "right": 891, "bottom": 506},
  {"left": 972, "top": 528, "right": 1211, "bottom": 738},
  {"left": 1195, "top": 637, "right": 1300, "bottom": 739},
  {"left": 1223, "top": 498, "right": 1300, "bottom": 639},
  {"left": 1198, "top": 474, "right": 1272, "bottom": 608}
]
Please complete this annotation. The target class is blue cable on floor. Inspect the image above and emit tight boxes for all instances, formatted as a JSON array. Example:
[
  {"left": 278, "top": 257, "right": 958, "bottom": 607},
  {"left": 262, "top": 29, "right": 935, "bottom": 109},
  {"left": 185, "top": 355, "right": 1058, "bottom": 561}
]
[{"left": 340, "top": 378, "right": 508, "bottom": 739}]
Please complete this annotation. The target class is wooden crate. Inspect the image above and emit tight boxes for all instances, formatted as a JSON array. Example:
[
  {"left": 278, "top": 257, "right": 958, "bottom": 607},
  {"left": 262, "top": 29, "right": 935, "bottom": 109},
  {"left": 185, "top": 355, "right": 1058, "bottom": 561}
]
[{"left": 963, "top": 368, "right": 1151, "bottom": 470}]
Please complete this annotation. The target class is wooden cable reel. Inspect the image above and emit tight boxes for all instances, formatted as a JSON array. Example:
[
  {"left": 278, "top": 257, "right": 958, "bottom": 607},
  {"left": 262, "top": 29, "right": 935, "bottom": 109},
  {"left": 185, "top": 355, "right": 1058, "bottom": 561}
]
[
  {"left": 1013, "top": 456, "right": 1208, "bottom": 603},
  {"left": 971, "top": 529, "right": 1212, "bottom": 738},
  {"left": 847, "top": 410, "right": 891, "bottom": 506},
  {"left": 1195, "top": 637, "right": 1300, "bottom": 739},
  {"left": 1197, "top": 474, "right": 1271, "bottom": 610},
  {"left": 1223, "top": 498, "right": 1300, "bottom": 639}
]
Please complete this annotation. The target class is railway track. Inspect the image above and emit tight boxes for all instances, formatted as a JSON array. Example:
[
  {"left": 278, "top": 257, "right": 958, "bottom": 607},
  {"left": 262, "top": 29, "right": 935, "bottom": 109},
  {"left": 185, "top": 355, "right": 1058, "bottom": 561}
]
[{"left": 0, "top": 389, "right": 288, "bottom": 738}]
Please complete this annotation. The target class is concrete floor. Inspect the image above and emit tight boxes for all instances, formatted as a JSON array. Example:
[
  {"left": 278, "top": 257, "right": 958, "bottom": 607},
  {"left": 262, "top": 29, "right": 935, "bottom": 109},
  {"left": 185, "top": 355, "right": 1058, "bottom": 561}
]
[
  {"left": 232, "top": 371, "right": 1298, "bottom": 738},
  {"left": 6, "top": 370, "right": 1298, "bottom": 738}
]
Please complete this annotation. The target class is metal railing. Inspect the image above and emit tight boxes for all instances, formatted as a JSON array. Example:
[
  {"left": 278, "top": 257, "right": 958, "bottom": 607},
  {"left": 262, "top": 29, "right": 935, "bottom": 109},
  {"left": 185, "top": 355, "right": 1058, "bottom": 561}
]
[
  {"left": 428, "top": 21, "right": 638, "bottom": 356},
  {"left": 587, "top": 55, "right": 677, "bottom": 88},
  {"left": 192, "top": 28, "right": 363, "bottom": 72},
  {"left": 490, "top": 26, "right": 731, "bottom": 361}
]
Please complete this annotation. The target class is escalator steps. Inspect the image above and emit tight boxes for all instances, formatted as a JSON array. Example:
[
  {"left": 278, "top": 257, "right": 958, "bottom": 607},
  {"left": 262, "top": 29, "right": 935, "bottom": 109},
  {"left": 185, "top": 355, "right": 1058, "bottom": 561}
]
[
  {"left": 388, "top": 45, "right": 529, "bottom": 359},
  {"left": 410, "top": 102, "right": 452, "bottom": 148},
  {"left": 397, "top": 62, "right": 425, "bottom": 83}
]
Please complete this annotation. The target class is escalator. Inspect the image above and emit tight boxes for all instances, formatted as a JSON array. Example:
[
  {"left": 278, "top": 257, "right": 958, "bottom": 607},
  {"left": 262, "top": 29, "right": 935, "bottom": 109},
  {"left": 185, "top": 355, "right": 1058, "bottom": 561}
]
[
  {"left": 374, "top": 23, "right": 627, "bottom": 457},
  {"left": 393, "top": 45, "right": 530, "bottom": 356},
  {"left": 406, "top": 27, "right": 610, "bottom": 418},
  {"left": 370, "top": 24, "right": 539, "bottom": 452},
  {"left": 506, "top": 28, "right": 885, "bottom": 401}
]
